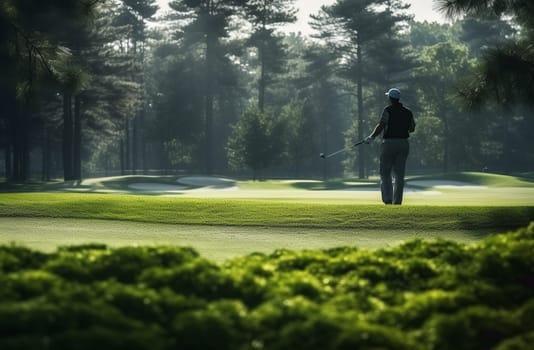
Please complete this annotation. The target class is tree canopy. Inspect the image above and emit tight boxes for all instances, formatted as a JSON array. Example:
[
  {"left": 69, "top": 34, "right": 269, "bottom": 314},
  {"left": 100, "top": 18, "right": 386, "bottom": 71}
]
[{"left": 1, "top": 0, "right": 533, "bottom": 181}]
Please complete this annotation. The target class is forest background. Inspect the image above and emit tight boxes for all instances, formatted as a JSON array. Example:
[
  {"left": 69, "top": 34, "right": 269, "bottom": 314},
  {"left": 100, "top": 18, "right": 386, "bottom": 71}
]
[{"left": 1, "top": 0, "right": 532, "bottom": 181}]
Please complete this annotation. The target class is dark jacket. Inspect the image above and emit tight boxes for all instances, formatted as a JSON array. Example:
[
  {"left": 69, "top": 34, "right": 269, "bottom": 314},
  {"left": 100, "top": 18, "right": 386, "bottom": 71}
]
[{"left": 380, "top": 102, "right": 415, "bottom": 139}]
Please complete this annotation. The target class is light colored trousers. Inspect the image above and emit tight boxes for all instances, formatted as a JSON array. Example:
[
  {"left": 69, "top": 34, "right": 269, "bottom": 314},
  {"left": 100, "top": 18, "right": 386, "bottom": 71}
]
[{"left": 380, "top": 139, "right": 409, "bottom": 205}]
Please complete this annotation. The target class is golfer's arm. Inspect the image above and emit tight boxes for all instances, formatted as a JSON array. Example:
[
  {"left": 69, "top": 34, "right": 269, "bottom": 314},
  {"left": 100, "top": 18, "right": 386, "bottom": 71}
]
[
  {"left": 370, "top": 122, "right": 385, "bottom": 139},
  {"left": 409, "top": 117, "right": 416, "bottom": 133}
]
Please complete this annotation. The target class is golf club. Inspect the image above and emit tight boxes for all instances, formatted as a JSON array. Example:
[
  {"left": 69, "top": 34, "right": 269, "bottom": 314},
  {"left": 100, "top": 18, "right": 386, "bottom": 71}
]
[{"left": 320, "top": 140, "right": 366, "bottom": 159}]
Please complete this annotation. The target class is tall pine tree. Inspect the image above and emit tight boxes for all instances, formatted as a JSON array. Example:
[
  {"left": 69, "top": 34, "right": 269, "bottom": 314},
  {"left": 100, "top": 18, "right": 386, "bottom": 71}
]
[
  {"left": 169, "top": 0, "right": 241, "bottom": 174},
  {"left": 241, "top": 0, "right": 297, "bottom": 111},
  {"left": 311, "top": 0, "right": 411, "bottom": 178}
]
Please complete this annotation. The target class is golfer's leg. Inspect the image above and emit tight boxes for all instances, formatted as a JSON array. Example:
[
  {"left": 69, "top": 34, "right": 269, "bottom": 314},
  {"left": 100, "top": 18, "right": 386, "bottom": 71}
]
[
  {"left": 380, "top": 142, "right": 394, "bottom": 204},
  {"left": 392, "top": 140, "right": 409, "bottom": 205}
]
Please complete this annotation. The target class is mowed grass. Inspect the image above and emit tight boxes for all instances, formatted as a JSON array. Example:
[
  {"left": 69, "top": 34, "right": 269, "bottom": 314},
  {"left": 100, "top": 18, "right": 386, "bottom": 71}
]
[
  {"left": 1, "top": 172, "right": 534, "bottom": 206},
  {"left": 1, "top": 174, "right": 533, "bottom": 259},
  {"left": 409, "top": 171, "right": 534, "bottom": 187},
  {"left": 0, "top": 192, "right": 533, "bottom": 231},
  {"left": 0, "top": 218, "right": 491, "bottom": 261}
]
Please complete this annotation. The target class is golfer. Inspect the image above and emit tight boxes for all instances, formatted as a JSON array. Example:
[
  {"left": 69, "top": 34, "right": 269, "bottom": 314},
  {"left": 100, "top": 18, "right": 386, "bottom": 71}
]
[{"left": 365, "top": 88, "right": 415, "bottom": 205}]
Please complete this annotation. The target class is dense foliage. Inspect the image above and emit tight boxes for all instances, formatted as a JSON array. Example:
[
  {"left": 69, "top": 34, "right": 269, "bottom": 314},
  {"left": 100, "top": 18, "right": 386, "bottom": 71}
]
[
  {"left": 2, "top": 0, "right": 533, "bottom": 181},
  {"left": 1, "top": 223, "right": 533, "bottom": 349}
]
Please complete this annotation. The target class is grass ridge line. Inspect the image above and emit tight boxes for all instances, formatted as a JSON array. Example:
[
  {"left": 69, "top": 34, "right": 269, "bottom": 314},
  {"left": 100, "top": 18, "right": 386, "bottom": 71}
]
[{"left": 0, "top": 193, "right": 533, "bottom": 231}]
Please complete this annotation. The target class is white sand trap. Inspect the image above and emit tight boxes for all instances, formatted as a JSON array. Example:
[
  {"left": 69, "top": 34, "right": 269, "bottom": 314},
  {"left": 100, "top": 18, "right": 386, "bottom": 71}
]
[
  {"left": 178, "top": 176, "right": 236, "bottom": 188},
  {"left": 82, "top": 175, "right": 135, "bottom": 186},
  {"left": 279, "top": 179, "right": 322, "bottom": 184},
  {"left": 405, "top": 188, "right": 442, "bottom": 195},
  {"left": 409, "top": 180, "right": 487, "bottom": 189},
  {"left": 128, "top": 183, "right": 188, "bottom": 192}
]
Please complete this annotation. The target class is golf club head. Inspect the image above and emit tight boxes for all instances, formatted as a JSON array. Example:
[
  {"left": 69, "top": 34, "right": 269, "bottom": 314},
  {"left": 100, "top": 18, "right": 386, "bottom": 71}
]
[{"left": 319, "top": 153, "right": 325, "bottom": 158}]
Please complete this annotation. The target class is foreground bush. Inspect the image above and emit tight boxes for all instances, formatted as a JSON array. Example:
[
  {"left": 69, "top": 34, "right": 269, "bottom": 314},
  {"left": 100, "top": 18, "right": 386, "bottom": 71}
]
[{"left": 1, "top": 224, "right": 533, "bottom": 349}]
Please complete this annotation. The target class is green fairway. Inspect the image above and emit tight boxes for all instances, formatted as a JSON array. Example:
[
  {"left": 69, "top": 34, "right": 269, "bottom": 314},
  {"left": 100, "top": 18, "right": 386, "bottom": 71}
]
[
  {"left": 0, "top": 193, "right": 533, "bottom": 230},
  {"left": 2, "top": 171, "right": 534, "bottom": 205},
  {"left": 0, "top": 218, "right": 493, "bottom": 261},
  {"left": 1, "top": 172, "right": 533, "bottom": 258}
]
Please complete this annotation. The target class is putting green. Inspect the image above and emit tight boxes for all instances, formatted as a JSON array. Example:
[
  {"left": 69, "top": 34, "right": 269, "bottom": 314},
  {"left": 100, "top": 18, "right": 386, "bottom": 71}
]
[{"left": 0, "top": 218, "right": 495, "bottom": 261}]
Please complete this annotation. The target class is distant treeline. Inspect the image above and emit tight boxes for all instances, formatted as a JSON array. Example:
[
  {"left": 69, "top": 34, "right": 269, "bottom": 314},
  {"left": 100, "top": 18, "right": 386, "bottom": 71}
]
[{"left": 1, "top": 0, "right": 533, "bottom": 181}]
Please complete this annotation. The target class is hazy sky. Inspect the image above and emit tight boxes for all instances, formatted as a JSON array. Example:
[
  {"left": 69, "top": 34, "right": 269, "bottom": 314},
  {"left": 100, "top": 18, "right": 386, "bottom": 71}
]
[{"left": 156, "top": 0, "right": 447, "bottom": 34}]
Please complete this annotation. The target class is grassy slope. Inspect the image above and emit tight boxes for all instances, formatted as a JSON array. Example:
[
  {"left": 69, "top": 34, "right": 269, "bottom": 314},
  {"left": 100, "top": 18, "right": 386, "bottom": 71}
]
[
  {"left": 1, "top": 173, "right": 533, "bottom": 259},
  {"left": 239, "top": 172, "right": 534, "bottom": 190},
  {"left": 409, "top": 172, "right": 534, "bottom": 187},
  {"left": 0, "top": 193, "right": 533, "bottom": 231},
  {"left": 0, "top": 217, "right": 490, "bottom": 261}
]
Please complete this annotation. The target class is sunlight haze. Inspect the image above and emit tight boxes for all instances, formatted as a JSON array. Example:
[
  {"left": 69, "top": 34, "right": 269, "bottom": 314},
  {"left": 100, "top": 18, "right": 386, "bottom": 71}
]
[{"left": 156, "top": 0, "right": 447, "bottom": 35}]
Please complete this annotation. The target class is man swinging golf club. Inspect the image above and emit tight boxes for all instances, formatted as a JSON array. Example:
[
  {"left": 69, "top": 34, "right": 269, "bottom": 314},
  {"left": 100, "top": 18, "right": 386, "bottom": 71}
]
[{"left": 365, "top": 88, "right": 415, "bottom": 205}]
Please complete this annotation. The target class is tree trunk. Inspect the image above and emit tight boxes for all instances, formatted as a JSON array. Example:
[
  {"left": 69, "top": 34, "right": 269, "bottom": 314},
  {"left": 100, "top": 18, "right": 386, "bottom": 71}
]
[
  {"left": 9, "top": 36, "right": 28, "bottom": 181},
  {"left": 11, "top": 111, "right": 21, "bottom": 180},
  {"left": 73, "top": 95, "right": 82, "bottom": 181},
  {"left": 42, "top": 126, "right": 51, "bottom": 181},
  {"left": 502, "top": 105, "right": 512, "bottom": 174},
  {"left": 204, "top": 32, "right": 215, "bottom": 175},
  {"left": 356, "top": 41, "right": 365, "bottom": 179},
  {"left": 258, "top": 27, "right": 266, "bottom": 112},
  {"left": 4, "top": 142, "right": 11, "bottom": 179},
  {"left": 321, "top": 92, "right": 329, "bottom": 181},
  {"left": 133, "top": 114, "right": 138, "bottom": 175},
  {"left": 11, "top": 108, "right": 25, "bottom": 181},
  {"left": 442, "top": 112, "right": 449, "bottom": 173},
  {"left": 120, "top": 137, "right": 125, "bottom": 175},
  {"left": 21, "top": 110, "right": 30, "bottom": 180},
  {"left": 140, "top": 107, "right": 147, "bottom": 174},
  {"left": 5, "top": 105, "right": 14, "bottom": 179},
  {"left": 12, "top": 104, "right": 30, "bottom": 181},
  {"left": 62, "top": 91, "right": 74, "bottom": 180},
  {"left": 104, "top": 151, "right": 110, "bottom": 177},
  {"left": 125, "top": 118, "right": 131, "bottom": 174}
]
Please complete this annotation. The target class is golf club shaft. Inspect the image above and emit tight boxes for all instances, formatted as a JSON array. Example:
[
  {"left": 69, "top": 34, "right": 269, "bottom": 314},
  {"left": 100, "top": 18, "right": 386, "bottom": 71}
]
[
  {"left": 323, "top": 148, "right": 347, "bottom": 158},
  {"left": 322, "top": 140, "right": 365, "bottom": 159}
]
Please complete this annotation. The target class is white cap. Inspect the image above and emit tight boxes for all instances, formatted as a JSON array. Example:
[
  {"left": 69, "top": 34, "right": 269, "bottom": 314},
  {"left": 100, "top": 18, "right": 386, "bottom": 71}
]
[{"left": 385, "top": 88, "right": 401, "bottom": 99}]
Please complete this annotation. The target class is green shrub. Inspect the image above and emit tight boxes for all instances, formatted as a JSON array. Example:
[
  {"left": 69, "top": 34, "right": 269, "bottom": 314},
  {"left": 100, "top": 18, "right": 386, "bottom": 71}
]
[
  {"left": 58, "top": 243, "right": 108, "bottom": 252},
  {"left": 44, "top": 252, "right": 95, "bottom": 282},
  {"left": 333, "top": 320, "right": 423, "bottom": 350},
  {"left": 139, "top": 259, "right": 237, "bottom": 300},
  {"left": 270, "top": 314, "right": 344, "bottom": 350},
  {"left": 495, "top": 331, "right": 534, "bottom": 350},
  {"left": 0, "top": 222, "right": 533, "bottom": 349},
  {"left": 0, "top": 245, "right": 48, "bottom": 273},
  {"left": 267, "top": 271, "right": 327, "bottom": 300},
  {"left": 49, "top": 326, "right": 169, "bottom": 350},
  {"left": 172, "top": 300, "right": 249, "bottom": 350},
  {"left": 91, "top": 246, "right": 198, "bottom": 283},
  {"left": 0, "top": 270, "right": 61, "bottom": 300},
  {"left": 93, "top": 281, "right": 164, "bottom": 323},
  {"left": 422, "top": 306, "right": 521, "bottom": 350}
]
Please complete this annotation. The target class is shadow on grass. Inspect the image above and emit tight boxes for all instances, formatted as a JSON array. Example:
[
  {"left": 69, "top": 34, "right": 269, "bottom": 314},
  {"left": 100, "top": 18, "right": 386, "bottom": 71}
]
[
  {"left": 458, "top": 206, "right": 534, "bottom": 230},
  {"left": 0, "top": 180, "right": 68, "bottom": 193},
  {"left": 408, "top": 172, "right": 534, "bottom": 187},
  {"left": 0, "top": 176, "right": 191, "bottom": 196},
  {"left": 291, "top": 179, "right": 378, "bottom": 191},
  {"left": 101, "top": 176, "right": 184, "bottom": 191}
]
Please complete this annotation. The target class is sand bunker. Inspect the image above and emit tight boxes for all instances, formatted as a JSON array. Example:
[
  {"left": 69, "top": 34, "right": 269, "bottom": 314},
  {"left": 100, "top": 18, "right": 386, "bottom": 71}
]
[
  {"left": 409, "top": 180, "right": 487, "bottom": 189},
  {"left": 177, "top": 176, "right": 236, "bottom": 188},
  {"left": 128, "top": 183, "right": 188, "bottom": 192},
  {"left": 103, "top": 176, "right": 486, "bottom": 196},
  {"left": 128, "top": 176, "right": 238, "bottom": 193}
]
